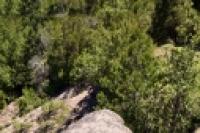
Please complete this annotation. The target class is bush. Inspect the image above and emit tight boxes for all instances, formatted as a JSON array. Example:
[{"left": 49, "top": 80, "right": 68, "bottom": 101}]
[
  {"left": 17, "top": 88, "right": 45, "bottom": 116},
  {"left": 41, "top": 100, "right": 69, "bottom": 122},
  {"left": 12, "top": 120, "right": 31, "bottom": 133},
  {"left": 97, "top": 47, "right": 199, "bottom": 132},
  {"left": 39, "top": 100, "right": 69, "bottom": 132}
]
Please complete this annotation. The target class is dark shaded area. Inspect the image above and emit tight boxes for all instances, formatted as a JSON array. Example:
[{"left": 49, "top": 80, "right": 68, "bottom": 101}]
[
  {"left": 188, "top": 117, "right": 200, "bottom": 133},
  {"left": 47, "top": 3, "right": 67, "bottom": 16},
  {"left": 149, "top": 0, "right": 173, "bottom": 45},
  {"left": 150, "top": 0, "right": 196, "bottom": 46},
  {"left": 57, "top": 86, "right": 99, "bottom": 132},
  {"left": 192, "top": 0, "right": 200, "bottom": 11}
]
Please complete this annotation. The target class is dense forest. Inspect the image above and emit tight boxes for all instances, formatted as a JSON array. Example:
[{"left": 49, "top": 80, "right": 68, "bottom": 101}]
[{"left": 1, "top": 0, "right": 200, "bottom": 132}]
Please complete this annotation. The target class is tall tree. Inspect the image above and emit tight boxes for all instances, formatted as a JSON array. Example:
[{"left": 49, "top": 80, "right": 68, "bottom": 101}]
[{"left": 151, "top": 0, "right": 200, "bottom": 46}]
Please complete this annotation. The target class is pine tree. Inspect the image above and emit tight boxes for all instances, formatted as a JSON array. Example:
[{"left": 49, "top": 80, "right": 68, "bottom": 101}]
[
  {"left": 143, "top": 47, "right": 197, "bottom": 132},
  {"left": 0, "top": 17, "right": 30, "bottom": 96},
  {"left": 151, "top": 0, "right": 200, "bottom": 46}
]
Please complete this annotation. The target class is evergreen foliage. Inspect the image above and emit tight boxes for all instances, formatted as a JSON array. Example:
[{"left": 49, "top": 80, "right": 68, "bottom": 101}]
[
  {"left": 1, "top": 0, "right": 200, "bottom": 132},
  {"left": 17, "top": 87, "right": 45, "bottom": 115},
  {"left": 151, "top": 0, "right": 200, "bottom": 46}
]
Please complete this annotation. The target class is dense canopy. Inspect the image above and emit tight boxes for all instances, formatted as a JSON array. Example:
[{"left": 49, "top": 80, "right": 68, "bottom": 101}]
[{"left": 1, "top": 0, "right": 200, "bottom": 132}]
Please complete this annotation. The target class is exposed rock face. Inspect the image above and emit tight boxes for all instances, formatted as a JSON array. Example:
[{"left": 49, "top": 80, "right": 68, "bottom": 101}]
[
  {"left": 195, "top": 128, "right": 200, "bottom": 133},
  {"left": 62, "top": 109, "right": 132, "bottom": 133},
  {"left": 0, "top": 87, "right": 91, "bottom": 133}
]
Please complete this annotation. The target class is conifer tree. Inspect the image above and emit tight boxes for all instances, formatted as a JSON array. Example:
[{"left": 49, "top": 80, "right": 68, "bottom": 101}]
[{"left": 151, "top": 0, "right": 200, "bottom": 46}]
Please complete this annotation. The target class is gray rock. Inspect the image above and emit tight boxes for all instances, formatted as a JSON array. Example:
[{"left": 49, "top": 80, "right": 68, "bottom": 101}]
[{"left": 62, "top": 109, "right": 132, "bottom": 133}]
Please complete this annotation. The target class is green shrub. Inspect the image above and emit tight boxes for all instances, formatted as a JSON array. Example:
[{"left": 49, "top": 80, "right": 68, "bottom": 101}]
[
  {"left": 42, "top": 100, "right": 66, "bottom": 114},
  {"left": 41, "top": 100, "right": 69, "bottom": 123},
  {"left": 97, "top": 47, "right": 199, "bottom": 132},
  {"left": 17, "top": 88, "right": 45, "bottom": 116},
  {"left": 39, "top": 100, "right": 69, "bottom": 132},
  {"left": 13, "top": 120, "right": 31, "bottom": 133}
]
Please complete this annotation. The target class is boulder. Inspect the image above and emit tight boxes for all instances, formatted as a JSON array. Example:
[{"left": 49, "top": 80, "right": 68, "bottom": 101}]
[{"left": 62, "top": 109, "right": 132, "bottom": 133}]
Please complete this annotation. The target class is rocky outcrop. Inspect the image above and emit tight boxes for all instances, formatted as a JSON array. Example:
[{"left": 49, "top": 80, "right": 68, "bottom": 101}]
[
  {"left": 62, "top": 109, "right": 132, "bottom": 133},
  {"left": 195, "top": 128, "right": 200, "bottom": 133},
  {"left": 0, "top": 86, "right": 94, "bottom": 133},
  {"left": 0, "top": 86, "right": 131, "bottom": 133},
  {"left": 0, "top": 102, "right": 19, "bottom": 128}
]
